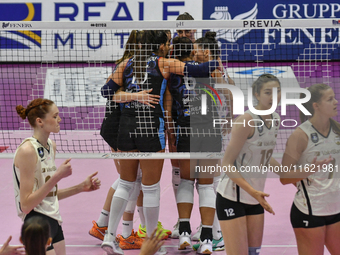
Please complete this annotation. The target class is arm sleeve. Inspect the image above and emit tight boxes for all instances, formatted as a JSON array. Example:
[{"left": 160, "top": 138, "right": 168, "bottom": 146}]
[
  {"left": 101, "top": 79, "right": 121, "bottom": 99},
  {"left": 184, "top": 60, "right": 219, "bottom": 77}
]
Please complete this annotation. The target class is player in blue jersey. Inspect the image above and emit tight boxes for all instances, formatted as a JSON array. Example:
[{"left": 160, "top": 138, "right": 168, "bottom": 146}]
[
  {"left": 169, "top": 12, "right": 197, "bottom": 239},
  {"left": 93, "top": 31, "right": 169, "bottom": 250},
  {"left": 100, "top": 30, "right": 221, "bottom": 255},
  {"left": 167, "top": 34, "right": 233, "bottom": 253}
]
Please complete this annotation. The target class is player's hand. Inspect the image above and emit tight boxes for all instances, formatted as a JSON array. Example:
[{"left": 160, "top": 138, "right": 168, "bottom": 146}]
[
  {"left": 0, "top": 236, "right": 25, "bottom": 255},
  {"left": 217, "top": 57, "right": 224, "bottom": 73},
  {"left": 139, "top": 228, "right": 165, "bottom": 255},
  {"left": 82, "top": 171, "right": 101, "bottom": 192},
  {"left": 136, "top": 89, "right": 160, "bottom": 108},
  {"left": 56, "top": 159, "right": 72, "bottom": 180},
  {"left": 252, "top": 190, "right": 275, "bottom": 215}
]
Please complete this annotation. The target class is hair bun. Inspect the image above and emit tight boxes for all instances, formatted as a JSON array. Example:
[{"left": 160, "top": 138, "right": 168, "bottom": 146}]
[
  {"left": 16, "top": 105, "right": 27, "bottom": 120},
  {"left": 205, "top": 31, "right": 217, "bottom": 40}
]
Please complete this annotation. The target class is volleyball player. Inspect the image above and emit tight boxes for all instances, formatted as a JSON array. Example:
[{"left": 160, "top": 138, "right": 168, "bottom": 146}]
[
  {"left": 216, "top": 74, "right": 281, "bottom": 255},
  {"left": 281, "top": 83, "right": 340, "bottom": 255},
  {"left": 14, "top": 98, "right": 101, "bottom": 255},
  {"left": 170, "top": 12, "right": 197, "bottom": 239},
  {"left": 91, "top": 30, "right": 165, "bottom": 250},
  {"left": 167, "top": 36, "right": 216, "bottom": 253},
  {"left": 189, "top": 31, "right": 234, "bottom": 252},
  {"left": 168, "top": 33, "right": 232, "bottom": 253},
  {"left": 91, "top": 30, "right": 137, "bottom": 243},
  {"left": 100, "top": 30, "right": 221, "bottom": 255}
]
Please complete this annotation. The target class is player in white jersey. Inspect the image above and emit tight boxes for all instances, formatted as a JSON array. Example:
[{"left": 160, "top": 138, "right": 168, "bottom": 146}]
[
  {"left": 14, "top": 98, "right": 101, "bottom": 255},
  {"left": 281, "top": 83, "right": 340, "bottom": 255},
  {"left": 216, "top": 74, "right": 281, "bottom": 255}
]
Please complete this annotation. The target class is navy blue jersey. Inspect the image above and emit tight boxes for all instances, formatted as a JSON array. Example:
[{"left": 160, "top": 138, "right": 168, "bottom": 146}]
[
  {"left": 168, "top": 61, "right": 197, "bottom": 126},
  {"left": 168, "top": 61, "right": 218, "bottom": 126},
  {"left": 122, "top": 54, "right": 166, "bottom": 118}
]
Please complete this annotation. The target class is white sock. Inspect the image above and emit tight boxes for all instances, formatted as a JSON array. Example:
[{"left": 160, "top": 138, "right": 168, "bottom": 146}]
[
  {"left": 143, "top": 206, "right": 159, "bottom": 235},
  {"left": 107, "top": 180, "right": 134, "bottom": 241},
  {"left": 122, "top": 220, "right": 133, "bottom": 238},
  {"left": 137, "top": 206, "right": 145, "bottom": 228},
  {"left": 142, "top": 182, "right": 160, "bottom": 235},
  {"left": 107, "top": 197, "right": 128, "bottom": 241},
  {"left": 97, "top": 209, "right": 109, "bottom": 227}
]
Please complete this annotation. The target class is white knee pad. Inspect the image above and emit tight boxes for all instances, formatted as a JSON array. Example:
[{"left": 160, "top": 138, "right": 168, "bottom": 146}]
[
  {"left": 129, "top": 178, "right": 141, "bottom": 201},
  {"left": 142, "top": 182, "right": 160, "bottom": 208},
  {"left": 197, "top": 184, "right": 216, "bottom": 208},
  {"left": 172, "top": 166, "right": 181, "bottom": 188},
  {"left": 111, "top": 177, "right": 120, "bottom": 190},
  {"left": 176, "top": 179, "right": 194, "bottom": 204},
  {"left": 114, "top": 179, "right": 135, "bottom": 201}
]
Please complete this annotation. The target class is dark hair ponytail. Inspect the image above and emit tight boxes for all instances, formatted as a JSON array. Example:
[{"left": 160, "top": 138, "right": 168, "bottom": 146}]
[
  {"left": 115, "top": 30, "right": 138, "bottom": 65},
  {"left": 133, "top": 30, "right": 168, "bottom": 83},
  {"left": 21, "top": 216, "right": 50, "bottom": 255}
]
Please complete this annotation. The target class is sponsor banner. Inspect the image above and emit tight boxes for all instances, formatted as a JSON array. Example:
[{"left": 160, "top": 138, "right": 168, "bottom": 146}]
[
  {"left": 44, "top": 67, "right": 110, "bottom": 107},
  {"left": 0, "top": 0, "right": 202, "bottom": 21},
  {"left": 0, "top": 3, "right": 42, "bottom": 50},
  {"left": 203, "top": 0, "right": 340, "bottom": 61},
  {"left": 0, "top": 0, "right": 201, "bottom": 62}
]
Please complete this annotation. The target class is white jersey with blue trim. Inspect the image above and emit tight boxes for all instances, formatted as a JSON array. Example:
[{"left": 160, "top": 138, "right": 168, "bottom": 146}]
[
  {"left": 294, "top": 120, "right": 340, "bottom": 216},
  {"left": 217, "top": 110, "right": 280, "bottom": 205},
  {"left": 13, "top": 137, "right": 62, "bottom": 224}
]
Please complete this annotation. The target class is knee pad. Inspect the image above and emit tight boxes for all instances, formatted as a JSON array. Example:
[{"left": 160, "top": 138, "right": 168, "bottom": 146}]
[
  {"left": 197, "top": 184, "right": 216, "bottom": 208},
  {"left": 142, "top": 182, "right": 160, "bottom": 208},
  {"left": 172, "top": 166, "right": 181, "bottom": 188},
  {"left": 125, "top": 200, "right": 137, "bottom": 214},
  {"left": 176, "top": 179, "right": 194, "bottom": 204},
  {"left": 129, "top": 179, "right": 141, "bottom": 201},
  {"left": 248, "top": 247, "right": 261, "bottom": 255},
  {"left": 111, "top": 177, "right": 120, "bottom": 190},
  {"left": 114, "top": 179, "right": 135, "bottom": 201}
]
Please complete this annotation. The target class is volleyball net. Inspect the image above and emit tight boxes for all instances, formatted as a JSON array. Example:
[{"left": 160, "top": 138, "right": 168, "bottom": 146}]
[{"left": 0, "top": 19, "right": 339, "bottom": 158}]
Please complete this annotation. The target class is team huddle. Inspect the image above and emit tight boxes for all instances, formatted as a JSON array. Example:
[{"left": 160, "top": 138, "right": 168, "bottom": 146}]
[{"left": 10, "top": 12, "right": 340, "bottom": 255}]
